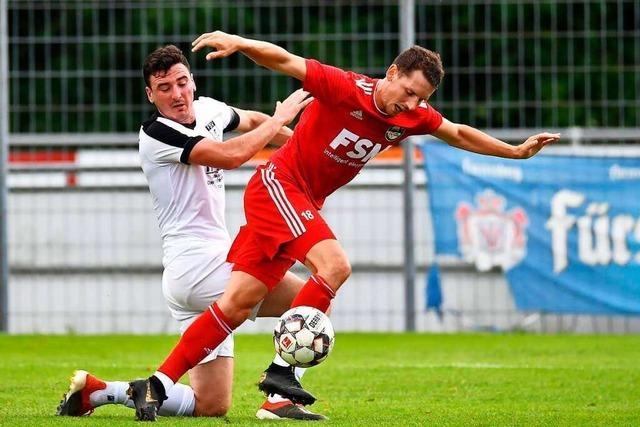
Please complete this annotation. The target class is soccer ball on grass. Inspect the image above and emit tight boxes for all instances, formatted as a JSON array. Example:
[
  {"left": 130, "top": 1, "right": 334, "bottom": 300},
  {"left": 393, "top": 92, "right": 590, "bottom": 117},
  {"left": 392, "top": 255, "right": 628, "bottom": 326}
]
[{"left": 273, "top": 306, "right": 335, "bottom": 368}]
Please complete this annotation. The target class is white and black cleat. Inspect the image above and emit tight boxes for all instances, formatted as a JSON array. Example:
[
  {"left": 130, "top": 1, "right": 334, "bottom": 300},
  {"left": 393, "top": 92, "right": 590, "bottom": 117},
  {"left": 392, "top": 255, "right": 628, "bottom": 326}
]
[{"left": 127, "top": 377, "right": 166, "bottom": 422}]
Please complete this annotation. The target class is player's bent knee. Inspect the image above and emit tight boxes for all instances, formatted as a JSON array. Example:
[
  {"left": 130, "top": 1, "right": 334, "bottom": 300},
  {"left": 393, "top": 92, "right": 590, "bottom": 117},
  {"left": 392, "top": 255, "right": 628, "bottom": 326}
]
[
  {"left": 217, "top": 285, "right": 266, "bottom": 326},
  {"left": 319, "top": 257, "right": 351, "bottom": 289},
  {"left": 232, "top": 307, "right": 254, "bottom": 325},
  {"left": 218, "top": 303, "right": 252, "bottom": 327},
  {"left": 340, "top": 258, "right": 352, "bottom": 281},
  {"left": 193, "top": 389, "right": 231, "bottom": 418},
  {"left": 330, "top": 257, "right": 352, "bottom": 284},
  {"left": 194, "top": 400, "right": 231, "bottom": 417}
]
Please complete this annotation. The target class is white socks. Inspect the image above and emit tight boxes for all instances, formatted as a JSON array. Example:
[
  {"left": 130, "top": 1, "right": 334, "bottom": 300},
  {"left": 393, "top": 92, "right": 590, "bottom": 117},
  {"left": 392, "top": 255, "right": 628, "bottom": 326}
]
[
  {"left": 294, "top": 366, "right": 307, "bottom": 382},
  {"left": 271, "top": 353, "right": 307, "bottom": 381},
  {"left": 272, "top": 353, "right": 290, "bottom": 367},
  {"left": 89, "top": 381, "right": 129, "bottom": 407},
  {"left": 159, "top": 383, "right": 196, "bottom": 416},
  {"left": 153, "top": 371, "right": 175, "bottom": 395},
  {"left": 90, "top": 381, "right": 195, "bottom": 417},
  {"left": 127, "top": 382, "right": 195, "bottom": 416}
]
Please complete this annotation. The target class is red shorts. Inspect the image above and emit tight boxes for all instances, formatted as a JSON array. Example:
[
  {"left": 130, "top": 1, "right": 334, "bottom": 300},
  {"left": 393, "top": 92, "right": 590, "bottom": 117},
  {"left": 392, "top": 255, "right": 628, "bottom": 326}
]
[{"left": 227, "top": 163, "right": 335, "bottom": 290}]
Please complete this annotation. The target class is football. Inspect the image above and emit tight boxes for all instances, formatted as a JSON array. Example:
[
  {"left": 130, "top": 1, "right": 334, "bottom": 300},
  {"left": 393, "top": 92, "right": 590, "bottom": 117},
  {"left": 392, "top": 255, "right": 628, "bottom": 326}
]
[{"left": 273, "top": 306, "right": 335, "bottom": 367}]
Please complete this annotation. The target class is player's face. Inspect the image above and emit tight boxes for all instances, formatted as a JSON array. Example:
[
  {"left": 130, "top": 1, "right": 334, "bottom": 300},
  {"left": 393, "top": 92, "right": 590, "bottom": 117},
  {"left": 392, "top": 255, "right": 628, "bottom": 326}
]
[
  {"left": 145, "top": 63, "right": 196, "bottom": 124},
  {"left": 378, "top": 65, "right": 436, "bottom": 116}
]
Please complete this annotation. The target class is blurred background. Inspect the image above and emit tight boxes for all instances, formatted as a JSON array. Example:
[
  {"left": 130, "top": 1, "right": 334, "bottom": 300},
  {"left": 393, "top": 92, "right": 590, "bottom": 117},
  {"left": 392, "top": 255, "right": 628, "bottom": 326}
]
[{"left": 1, "top": 0, "right": 639, "bottom": 334}]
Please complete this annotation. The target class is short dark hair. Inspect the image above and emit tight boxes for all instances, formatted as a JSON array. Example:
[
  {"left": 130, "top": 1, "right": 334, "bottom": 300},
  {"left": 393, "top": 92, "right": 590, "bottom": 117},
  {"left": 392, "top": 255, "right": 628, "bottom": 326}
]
[
  {"left": 143, "top": 45, "right": 191, "bottom": 87},
  {"left": 393, "top": 46, "right": 444, "bottom": 88}
]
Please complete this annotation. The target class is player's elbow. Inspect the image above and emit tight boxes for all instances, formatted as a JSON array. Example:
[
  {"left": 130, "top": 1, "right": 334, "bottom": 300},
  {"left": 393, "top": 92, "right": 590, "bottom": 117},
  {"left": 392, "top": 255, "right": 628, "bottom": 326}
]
[
  {"left": 216, "top": 150, "right": 247, "bottom": 170},
  {"left": 442, "top": 130, "right": 465, "bottom": 149},
  {"left": 224, "top": 155, "right": 246, "bottom": 170},
  {"left": 200, "top": 157, "right": 237, "bottom": 170},
  {"left": 247, "top": 111, "right": 269, "bottom": 129},
  {"left": 189, "top": 141, "right": 246, "bottom": 169},
  {"left": 237, "top": 110, "right": 269, "bottom": 132}
]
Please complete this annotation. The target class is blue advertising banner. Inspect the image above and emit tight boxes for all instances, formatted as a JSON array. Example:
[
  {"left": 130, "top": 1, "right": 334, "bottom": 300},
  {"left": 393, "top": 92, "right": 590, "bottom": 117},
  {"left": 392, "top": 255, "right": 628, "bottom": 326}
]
[{"left": 421, "top": 141, "right": 640, "bottom": 314}]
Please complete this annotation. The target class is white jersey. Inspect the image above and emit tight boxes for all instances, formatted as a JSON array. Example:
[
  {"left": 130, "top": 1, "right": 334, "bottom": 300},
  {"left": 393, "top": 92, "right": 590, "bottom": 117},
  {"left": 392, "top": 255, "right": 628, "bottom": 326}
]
[{"left": 139, "top": 96, "right": 240, "bottom": 267}]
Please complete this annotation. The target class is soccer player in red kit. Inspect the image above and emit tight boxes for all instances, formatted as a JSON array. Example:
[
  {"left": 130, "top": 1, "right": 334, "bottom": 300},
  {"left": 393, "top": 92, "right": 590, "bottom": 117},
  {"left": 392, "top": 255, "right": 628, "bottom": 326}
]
[{"left": 127, "top": 31, "right": 560, "bottom": 421}]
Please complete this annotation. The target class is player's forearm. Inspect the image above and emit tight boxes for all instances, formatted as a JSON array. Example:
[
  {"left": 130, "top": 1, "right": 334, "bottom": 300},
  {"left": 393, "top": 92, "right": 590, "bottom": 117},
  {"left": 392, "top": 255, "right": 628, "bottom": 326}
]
[
  {"left": 192, "top": 31, "right": 306, "bottom": 80},
  {"left": 269, "top": 126, "right": 293, "bottom": 147},
  {"left": 237, "top": 37, "right": 306, "bottom": 80},
  {"left": 445, "top": 125, "right": 517, "bottom": 158},
  {"left": 221, "top": 117, "right": 286, "bottom": 168},
  {"left": 238, "top": 37, "right": 288, "bottom": 68},
  {"left": 239, "top": 110, "right": 293, "bottom": 147}
]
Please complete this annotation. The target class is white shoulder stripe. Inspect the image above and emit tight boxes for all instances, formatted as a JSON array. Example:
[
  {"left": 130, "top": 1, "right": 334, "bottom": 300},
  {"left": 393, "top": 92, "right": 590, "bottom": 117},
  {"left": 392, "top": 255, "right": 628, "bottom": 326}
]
[{"left": 355, "top": 78, "right": 374, "bottom": 95}]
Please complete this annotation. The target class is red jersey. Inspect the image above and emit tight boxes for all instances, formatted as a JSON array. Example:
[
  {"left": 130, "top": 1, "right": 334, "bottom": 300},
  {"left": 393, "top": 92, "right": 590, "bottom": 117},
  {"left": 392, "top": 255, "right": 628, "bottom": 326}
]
[{"left": 269, "top": 59, "right": 443, "bottom": 209}]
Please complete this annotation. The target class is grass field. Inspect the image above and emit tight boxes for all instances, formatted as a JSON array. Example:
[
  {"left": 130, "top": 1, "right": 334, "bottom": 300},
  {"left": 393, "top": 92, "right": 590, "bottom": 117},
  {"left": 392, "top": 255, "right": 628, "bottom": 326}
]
[{"left": 0, "top": 333, "right": 639, "bottom": 426}]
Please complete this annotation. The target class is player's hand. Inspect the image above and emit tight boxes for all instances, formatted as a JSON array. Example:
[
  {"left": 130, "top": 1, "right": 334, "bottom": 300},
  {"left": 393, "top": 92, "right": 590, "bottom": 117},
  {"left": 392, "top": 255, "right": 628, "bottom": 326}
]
[
  {"left": 192, "top": 31, "right": 244, "bottom": 61},
  {"left": 515, "top": 132, "right": 561, "bottom": 158},
  {"left": 272, "top": 89, "right": 314, "bottom": 126}
]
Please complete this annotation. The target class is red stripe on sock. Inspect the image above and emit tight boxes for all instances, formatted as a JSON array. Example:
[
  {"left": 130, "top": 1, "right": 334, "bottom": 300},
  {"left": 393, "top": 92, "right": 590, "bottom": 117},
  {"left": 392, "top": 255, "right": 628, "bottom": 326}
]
[
  {"left": 291, "top": 274, "right": 335, "bottom": 313},
  {"left": 158, "top": 302, "right": 234, "bottom": 382}
]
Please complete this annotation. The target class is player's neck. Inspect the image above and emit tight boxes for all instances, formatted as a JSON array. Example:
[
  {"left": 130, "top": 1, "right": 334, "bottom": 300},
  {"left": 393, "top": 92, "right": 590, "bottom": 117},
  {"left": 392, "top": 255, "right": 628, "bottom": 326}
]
[
  {"left": 157, "top": 109, "right": 196, "bottom": 128},
  {"left": 373, "top": 81, "right": 389, "bottom": 116}
]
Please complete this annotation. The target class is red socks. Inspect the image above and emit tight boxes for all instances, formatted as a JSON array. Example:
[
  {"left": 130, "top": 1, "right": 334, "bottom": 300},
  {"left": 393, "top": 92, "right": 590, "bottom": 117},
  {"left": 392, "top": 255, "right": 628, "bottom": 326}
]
[
  {"left": 158, "top": 302, "right": 235, "bottom": 382},
  {"left": 290, "top": 274, "right": 336, "bottom": 313}
]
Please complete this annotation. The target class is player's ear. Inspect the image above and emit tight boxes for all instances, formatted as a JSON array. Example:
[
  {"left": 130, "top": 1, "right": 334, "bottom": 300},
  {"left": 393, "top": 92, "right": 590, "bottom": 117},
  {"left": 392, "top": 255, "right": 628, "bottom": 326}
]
[
  {"left": 145, "top": 86, "right": 154, "bottom": 104},
  {"left": 191, "top": 73, "right": 197, "bottom": 92},
  {"left": 386, "top": 64, "right": 398, "bottom": 81}
]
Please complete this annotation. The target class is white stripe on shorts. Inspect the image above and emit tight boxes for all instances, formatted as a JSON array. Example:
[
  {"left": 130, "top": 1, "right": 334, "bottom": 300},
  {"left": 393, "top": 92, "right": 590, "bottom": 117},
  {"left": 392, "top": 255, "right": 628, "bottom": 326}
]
[
  {"left": 260, "top": 165, "right": 306, "bottom": 237},
  {"left": 260, "top": 169, "right": 302, "bottom": 236},
  {"left": 266, "top": 167, "right": 306, "bottom": 236}
]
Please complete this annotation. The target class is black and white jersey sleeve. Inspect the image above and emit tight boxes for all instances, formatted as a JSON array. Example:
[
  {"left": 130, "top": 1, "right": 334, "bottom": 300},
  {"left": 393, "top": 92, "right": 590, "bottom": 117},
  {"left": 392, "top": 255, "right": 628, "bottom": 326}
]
[
  {"left": 225, "top": 107, "right": 240, "bottom": 133},
  {"left": 139, "top": 114, "right": 204, "bottom": 165},
  {"left": 197, "top": 96, "right": 240, "bottom": 135}
]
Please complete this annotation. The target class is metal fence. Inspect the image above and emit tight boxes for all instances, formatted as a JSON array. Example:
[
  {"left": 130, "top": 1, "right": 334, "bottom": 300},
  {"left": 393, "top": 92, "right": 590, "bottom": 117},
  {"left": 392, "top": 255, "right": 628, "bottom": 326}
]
[
  {"left": 7, "top": 0, "right": 640, "bottom": 132},
  {"left": 3, "top": 0, "right": 640, "bottom": 333}
]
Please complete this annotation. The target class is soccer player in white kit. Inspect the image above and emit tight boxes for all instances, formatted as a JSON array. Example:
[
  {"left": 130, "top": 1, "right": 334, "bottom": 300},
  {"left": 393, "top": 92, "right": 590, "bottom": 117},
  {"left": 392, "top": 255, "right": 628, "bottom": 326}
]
[{"left": 56, "top": 45, "right": 325, "bottom": 420}]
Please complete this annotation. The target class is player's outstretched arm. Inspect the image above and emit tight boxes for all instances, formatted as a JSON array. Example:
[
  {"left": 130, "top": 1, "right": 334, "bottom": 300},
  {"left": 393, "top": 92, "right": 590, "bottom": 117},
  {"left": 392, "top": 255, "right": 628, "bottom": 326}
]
[
  {"left": 234, "top": 108, "right": 293, "bottom": 147},
  {"left": 192, "top": 31, "right": 307, "bottom": 81},
  {"left": 432, "top": 118, "right": 561, "bottom": 159},
  {"left": 188, "top": 89, "right": 312, "bottom": 169}
]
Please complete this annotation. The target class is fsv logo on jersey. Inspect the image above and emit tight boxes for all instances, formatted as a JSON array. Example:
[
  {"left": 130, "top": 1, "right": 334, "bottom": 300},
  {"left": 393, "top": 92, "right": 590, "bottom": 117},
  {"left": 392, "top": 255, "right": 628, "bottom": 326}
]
[{"left": 328, "top": 128, "right": 392, "bottom": 164}]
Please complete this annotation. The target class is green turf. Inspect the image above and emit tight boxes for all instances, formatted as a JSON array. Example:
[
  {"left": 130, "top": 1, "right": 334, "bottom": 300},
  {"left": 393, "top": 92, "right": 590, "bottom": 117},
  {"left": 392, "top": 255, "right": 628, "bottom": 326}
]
[{"left": 0, "top": 333, "right": 639, "bottom": 426}]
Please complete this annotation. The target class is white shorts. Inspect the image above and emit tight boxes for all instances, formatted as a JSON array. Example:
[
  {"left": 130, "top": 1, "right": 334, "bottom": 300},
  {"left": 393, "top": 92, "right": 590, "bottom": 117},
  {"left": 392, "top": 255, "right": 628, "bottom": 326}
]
[{"left": 161, "top": 246, "right": 260, "bottom": 364}]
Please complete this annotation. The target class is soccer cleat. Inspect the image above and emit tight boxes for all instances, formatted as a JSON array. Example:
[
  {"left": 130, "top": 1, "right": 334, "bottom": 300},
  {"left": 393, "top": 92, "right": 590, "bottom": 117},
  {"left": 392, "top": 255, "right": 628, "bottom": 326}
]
[
  {"left": 257, "top": 364, "right": 316, "bottom": 406},
  {"left": 126, "top": 377, "right": 167, "bottom": 422},
  {"left": 56, "top": 370, "right": 106, "bottom": 416},
  {"left": 256, "top": 399, "right": 328, "bottom": 420}
]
